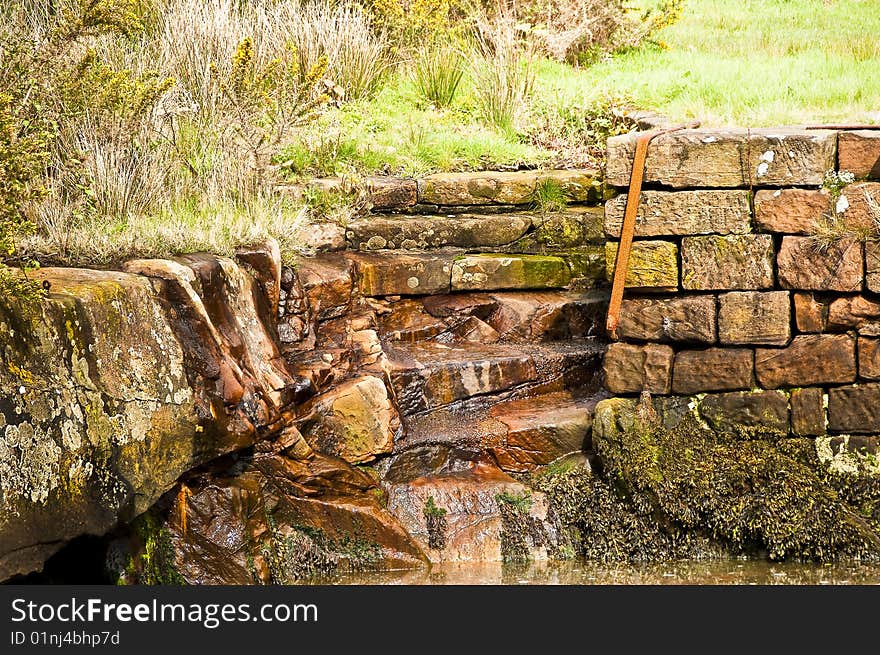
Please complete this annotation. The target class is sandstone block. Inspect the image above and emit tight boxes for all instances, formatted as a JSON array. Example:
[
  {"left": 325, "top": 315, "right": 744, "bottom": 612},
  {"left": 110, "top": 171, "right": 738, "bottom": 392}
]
[
  {"left": 347, "top": 252, "right": 452, "bottom": 296},
  {"left": 604, "top": 342, "right": 674, "bottom": 394},
  {"left": 867, "top": 241, "right": 880, "bottom": 293},
  {"left": 793, "top": 292, "right": 829, "bottom": 332},
  {"left": 717, "top": 291, "right": 791, "bottom": 346},
  {"left": 698, "top": 391, "right": 789, "bottom": 434},
  {"left": 828, "top": 384, "right": 880, "bottom": 433},
  {"left": 836, "top": 182, "right": 880, "bottom": 231},
  {"left": 605, "top": 240, "right": 679, "bottom": 291},
  {"left": 419, "top": 169, "right": 600, "bottom": 206},
  {"left": 617, "top": 295, "right": 716, "bottom": 343},
  {"left": 791, "top": 387, "right": 825, "bottom": 437},
  {"left": 859, "top": 336, "right": 880, "bottom": 380},
  {"left": 777, "top": 237, "right": 863, "bottom": 292},
  {"left": 346, "top": 214, "right": 530, "bottom": 250},
  {"left": 754, "top": 189, "right": 831, "bottom": 234},
  {"left": 366, "top": 177, "right": 418, "bottom": 209},
  {"left": 681, "top": 235, "right": 774, "bottom": 290},
  {"left": 605, "top": 128, "right": 836, "bottom": 188},
  {"left": 828, "top": 295, "right": 880, "bottom": 335},
  {"left": 839, "top": 130, "right": 880, "bottom": 179},
  {"left": 672, "top": 348, "right": 754, "bottom": 394},
  {"left": 604, "top": 190, "right": 751, "bottom": 237},
  {"left": 755, "top": 334, "right": 856, "bottom": 389},
  {"left": 451, "top": 254, "right": 571, "bottom": 291}
]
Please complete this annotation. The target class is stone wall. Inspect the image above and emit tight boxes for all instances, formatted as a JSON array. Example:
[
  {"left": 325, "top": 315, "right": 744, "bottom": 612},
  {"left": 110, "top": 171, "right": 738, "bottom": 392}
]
[{"left": 603, "top": 127, "right": 880, "bottom": 438}]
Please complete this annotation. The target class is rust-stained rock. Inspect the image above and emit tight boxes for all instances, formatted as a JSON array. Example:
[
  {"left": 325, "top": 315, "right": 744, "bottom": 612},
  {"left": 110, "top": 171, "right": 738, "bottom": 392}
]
[
  {"left": 791, "top": 388, "right": 825, "bottom": 437},
  {"left": 605, "top": 128, "right": 836, "bottom": 187},
  {"left": 422, "top": 293, "right": 498, "bottom": 320},
  {"left": 754, "top": 189, "right": 831, "bottom": 234},
  {"left": 698, "top": 390, "right": 789, "bottom": 435},
  {"left": 295, "top": 222, "right": 346, "bottom": 252},
  {"left": 717, "top": 291, "right": 791, "bottom": 346},
  {"left": 777, "top": 237, "right": 863, "bottom": 292},
  {"left": 386, "top": 342, "right": 537, "bottom": 414},
  {"left": 604, "top": 190, "right": 751, "bottom": 237},
  {"left": 347, "top": 252, "right": 452, "bottom": 296},
  {"left": 419, "top": 169, "right": 600, "bottom": 206},
  {"left": 346, "top": 214, "right": 530, "bottom": 250},
  {"left": 839, "top": 130, "right": 880, "bottom": 180},
  {"left": 617, "top": 295, "right": 716, "bottom": 343},
  {"left": 859, "top": 336, "right": 880, "bottom": 380},
  {"left": 681, "top": 235, "right": 774, "bottom": 290},
  {"left": 451, "top": 254, "right": 571, "bottom": 291},
  {"left": 672, "top": 348, "right": 754, "bottom": 394},
  {"left": 755, "top": 334, "right": 856, "bottom": 389},
  {"left": 489, "top": 393, "right": 596, "bottom": 473},
  {"left": 866, "top": 242, "right": 880, "bottom": 293},
  {"left": 605, "top": 240, "right": 679, "bottom": 291},
  {"left": 234, "top": 238, "right": 282, "bottom": 317},
  {"left": 385, "top": 462, "right": 554, "bottom": 562},
  {"left": 366, "top": 176, "right": 418, "bottom": 209},
  {"left": 485, "top": 291, "right": 608, "bottom": 341},
  {"left": 120, "top": 453, "right": 426, "bottom": 584},
  {"left": 828, "top": 384, "right": 880, "bottom": 434},
  {"left": 604, "top": 342, "right": 674, "bottom": 394},
  {"left": 295, "top": 255, "right": 353, "bottom": 320},
  {"left": 298, "top": 376, "right": 397, "bottom": 464},
  {"left": 828, "top": 295, "right": 880, "bottom": 335},
  {"left": 793, "top": 292, "right": 829, "bottom": 332}
]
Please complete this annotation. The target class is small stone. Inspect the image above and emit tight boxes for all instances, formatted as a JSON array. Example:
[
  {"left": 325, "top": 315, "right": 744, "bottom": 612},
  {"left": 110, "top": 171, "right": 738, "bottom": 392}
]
[
  {"left": 681, "top": 235, "right": 774, "bottom": 290},
  {"left": 604, "top": 190, "right": 751, "bottom": 237},
  {"left": 753, "top": 189, "right": 831, "bottom": 234},
  {"left": 604, "top": 342, "right": 674, "bottom": 394},
  {"left": 605, "top": 240, "right": 679, "bottom": 291},
  {"left": 617, "top": 295, "right": 716, "bottom": 343},
  {"left": 790, "top": 388, "right": 825, "bottom": 437},
  {"left": 793, "top": 293, "right": 828, "bottom": 333},
  {"left": 828, "top": 384, "right": 880, "bottom": 433},
  {"left": 777, "top": 237, "right": 863, "bottom": 292},
  {"left": 717, "top": 291, "right": 790, "bottom": 346},
  {"left": 755, "top": 334, "right": 856, "bottom": 389},
  {"left": 839, "top": 130, "right": 880, "bottom": 179},
  {"left": 672, "top": 348, "right": 754, "bottom": 394}
]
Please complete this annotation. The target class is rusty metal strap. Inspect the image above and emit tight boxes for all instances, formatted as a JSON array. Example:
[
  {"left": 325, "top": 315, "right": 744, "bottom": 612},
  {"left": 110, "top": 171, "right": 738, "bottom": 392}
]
[{"left": 606, "top": 122, "right": 699, "bottom": 340}]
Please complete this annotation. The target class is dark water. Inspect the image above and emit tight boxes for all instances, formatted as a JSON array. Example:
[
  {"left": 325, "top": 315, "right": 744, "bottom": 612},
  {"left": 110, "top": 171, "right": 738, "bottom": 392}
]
[{"left": 301, "top": 560, "right": 880, "bottom": 585}]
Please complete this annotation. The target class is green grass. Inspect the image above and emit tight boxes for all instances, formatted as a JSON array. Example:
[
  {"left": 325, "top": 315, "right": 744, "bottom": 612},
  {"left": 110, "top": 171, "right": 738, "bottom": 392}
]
[{"left": 583, "top": 0, "right": 880, "bottom": 126}]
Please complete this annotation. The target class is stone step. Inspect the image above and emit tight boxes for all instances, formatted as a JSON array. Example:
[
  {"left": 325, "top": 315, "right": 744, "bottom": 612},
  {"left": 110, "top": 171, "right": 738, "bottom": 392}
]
[
  {"left": 345, "top": 206, "right": 604, "bottom": 252},
  {"left": 377, "top": 289, "right": 608, "bottom": 344},
  {"left": 388, "top": 390, "right": 601, "bottom": 474},
  {"left": 345, "top": 251, "right": 603, "bottom": 296},
  {"left": 385, "top": 339, "right": 605, "bottom": 416}
]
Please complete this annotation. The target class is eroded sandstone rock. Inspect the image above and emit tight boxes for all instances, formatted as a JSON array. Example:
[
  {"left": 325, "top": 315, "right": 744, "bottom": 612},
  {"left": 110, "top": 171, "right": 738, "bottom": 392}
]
[
  {"left": 605, "top": 240, "right": 678, "bottom": 291},
  {"left": 681, "top": 235, "right": 774, "bottom": 290},
  {"left": 777, "top": 237, "right": 863, "bottom": 292},
  {"left": 617, "top": 295, "right": 716, "bottom": 343},
  {"left": 672, "top": 348, "right": 754, "bottom": 394},
  {"left": 605, "top": 190, "right": 751, "bottom": 237},
  {"left": 839, "top": 131, "right": 880, "bottom": 179},
  {"left": 755, "top": 334, "right": 856, "bottom": 389}
]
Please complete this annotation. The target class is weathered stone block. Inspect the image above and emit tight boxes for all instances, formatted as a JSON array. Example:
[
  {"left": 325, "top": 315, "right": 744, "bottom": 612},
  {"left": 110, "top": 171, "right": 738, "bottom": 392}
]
[
  {"left": 605, "top": 128, "right": 836, "bottom": 188},
  {"left": 618, "top": 295, "right": 716, "bottom": 343},
  {"left": 604, "top": 342, "right": 674, "bottom": 394},
  {"left": 672, "top": 348, "right": 754, "bottom": 394},
  {"left": 791, "top": 387, "right": 825, "bottom": 437},
  {"left": 528, "top": 207, "right": 605, "bottom": 247},
  {"left": 346, "top": 214, "right": 530, "bottom": 250},
  {"left": 366, "top": 177, "right": 418, "bottom": 209},
  {"left": 755, "top": 334, "right": 856, "bottom": 389},
  {"left": 562, "top": 247, "right": 606, "bottom": 284},
  {"left": 718, "top": 291, "right": 790, "bottom": 346},
  {"left": 754, "top": 189, "right": 831, "bottom": 234},
  {"left": 681, "top": 235, "right": 774, "bottom": 290},
  {"left": 604, "top": 190, "right": 751, "bottom": 237},
  {"left": 793, "top": 292, "right": 828, "bottom": 333},
  {"left": 348, "top": 253, "right": 452, "bottom": 296},
  {"left": 777, "top": 237, "right": 863, "bottom": 292},
  {"left": 866, "top": 241, "right": 880, "bottom": 293},
  {"left": 605, "top": 240, "right": 679, "bottom": 291},
  {"left": 419, "top": 169, "right": 600, "bottom": 206},
  {"left": 836, "top": 182, "right": 880, "bottom": 231},
  {"left": 828, "top": 384, "right": 880, "bottom": 433},
  {"left": 296, "top": 255, "right": 354, "bottom": 319},
  {"left": 839, "top": 130, "right": 880, "bottom": 179},
  {"left": 828, "top": 295, "right": 880, "bottom": 335},
  {"left": 859, "top": 336, "right": 880, "bottom": 380},
  {"left": 451, "top": 254, "right": 571, "bottom": 291},
  {"left": 698, "top": 390, "right": 789, "bottom": 434}
]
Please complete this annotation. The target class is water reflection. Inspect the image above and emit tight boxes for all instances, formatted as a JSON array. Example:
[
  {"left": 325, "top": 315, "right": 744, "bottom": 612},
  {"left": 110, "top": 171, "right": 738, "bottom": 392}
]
[{"left": 300, "top": 559, "right": 880, "bottom": 585}]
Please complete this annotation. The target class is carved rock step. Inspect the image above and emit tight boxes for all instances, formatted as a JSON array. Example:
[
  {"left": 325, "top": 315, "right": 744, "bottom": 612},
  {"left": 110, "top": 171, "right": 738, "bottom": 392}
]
[
  {"left": 377, "top": 290, "right": 609, "bottom": 344},
  {"left": 346, "top": 207, "right": 604, "bottom": 251},
  {"left": 385, "top": 339, "right": 604, "bottom": 415}
]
